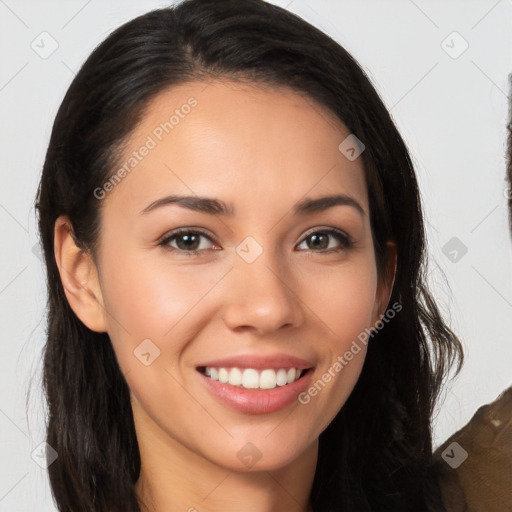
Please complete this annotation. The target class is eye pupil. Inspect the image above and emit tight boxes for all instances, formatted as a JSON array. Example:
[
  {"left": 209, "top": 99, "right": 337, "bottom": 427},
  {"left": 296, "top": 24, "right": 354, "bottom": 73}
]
[
  {"left": 177, "top": 233, "right": 200, "bottom": 250},
  {"left": 309, "top": 233, "right": 328, "bottom": 250}
]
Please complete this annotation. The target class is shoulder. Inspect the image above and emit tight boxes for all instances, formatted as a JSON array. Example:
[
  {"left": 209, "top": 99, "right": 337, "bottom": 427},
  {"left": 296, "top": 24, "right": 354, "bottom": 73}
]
[{"left": 433, "top": 386, "right": 512, "bottom": 512}]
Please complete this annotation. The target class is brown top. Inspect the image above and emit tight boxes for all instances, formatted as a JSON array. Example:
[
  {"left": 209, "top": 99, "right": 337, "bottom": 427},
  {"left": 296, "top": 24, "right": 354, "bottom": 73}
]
[{"left": 433, "top": 386, "right": 512, "bottom": 512}]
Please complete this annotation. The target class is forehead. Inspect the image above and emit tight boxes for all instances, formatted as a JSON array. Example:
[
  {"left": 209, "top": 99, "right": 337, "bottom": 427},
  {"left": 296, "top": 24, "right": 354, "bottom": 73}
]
[{"left": 102, "top": 79, "right": 368, "bottom": 216}]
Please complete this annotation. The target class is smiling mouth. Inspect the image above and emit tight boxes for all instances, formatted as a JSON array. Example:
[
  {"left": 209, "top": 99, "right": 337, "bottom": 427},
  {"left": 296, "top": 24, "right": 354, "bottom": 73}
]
[{"left": 197, "top": 366, "right": 311, "bottom": 390}]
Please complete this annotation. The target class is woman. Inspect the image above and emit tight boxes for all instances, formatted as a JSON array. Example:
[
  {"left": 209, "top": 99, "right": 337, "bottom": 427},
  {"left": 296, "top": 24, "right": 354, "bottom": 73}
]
[{"left": 35, "top": 0, "right": 463, "bottom": 510}]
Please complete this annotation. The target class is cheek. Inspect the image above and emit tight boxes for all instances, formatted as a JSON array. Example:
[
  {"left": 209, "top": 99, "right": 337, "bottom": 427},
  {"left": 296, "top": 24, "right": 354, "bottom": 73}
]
[
  {"left": 98, "top": 258, "right": 219, "bottom": 420},
  {"left": 302, "top": 257, "right": 379, "bottom": 343},
  {"left": 295, "top": 258, "right": 377, "bottom": 413},
  {"left": 98, "top": 250, "right": 230, "bottom": 365}
]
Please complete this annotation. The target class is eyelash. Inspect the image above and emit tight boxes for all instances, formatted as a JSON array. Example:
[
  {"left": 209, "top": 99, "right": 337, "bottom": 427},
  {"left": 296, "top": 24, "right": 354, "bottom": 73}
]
[{"left": 157, "top": 227, "right": 354, "bottom": 256}]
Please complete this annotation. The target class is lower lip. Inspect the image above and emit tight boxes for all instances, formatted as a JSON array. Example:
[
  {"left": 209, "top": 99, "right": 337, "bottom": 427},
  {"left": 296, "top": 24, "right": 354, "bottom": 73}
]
[{"left": 197, "top": 369, "right": 313, "bottom": 414}]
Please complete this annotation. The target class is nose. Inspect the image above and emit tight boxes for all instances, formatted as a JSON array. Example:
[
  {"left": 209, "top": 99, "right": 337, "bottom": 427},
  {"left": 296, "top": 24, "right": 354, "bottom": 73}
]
[{"left": 221, "top": 246, "right": 305, "bottom": 336}]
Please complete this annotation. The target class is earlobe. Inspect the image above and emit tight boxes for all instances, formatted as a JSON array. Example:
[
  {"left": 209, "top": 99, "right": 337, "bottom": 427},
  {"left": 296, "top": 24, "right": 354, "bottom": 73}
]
[{"left": 53, "top": 216, "right": 107, "bottom": 333}]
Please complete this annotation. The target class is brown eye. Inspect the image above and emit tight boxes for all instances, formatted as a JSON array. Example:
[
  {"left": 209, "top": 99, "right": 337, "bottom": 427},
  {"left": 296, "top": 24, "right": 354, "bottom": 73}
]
[
  {"left": 298, "top": 229, "right": 353, "bottom": 253},
  {"left": 159, "top": 229, "right": 216, "bottom": 255}
]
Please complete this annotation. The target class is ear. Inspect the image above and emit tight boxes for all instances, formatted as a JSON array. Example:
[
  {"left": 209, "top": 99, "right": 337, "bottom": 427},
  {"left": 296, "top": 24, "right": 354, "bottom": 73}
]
[
  {"left": 53, "top": 215, "right": 107, "bottom": 332},
  {"left": 371, "top": 241, "right": 397, "bottom": 325}
]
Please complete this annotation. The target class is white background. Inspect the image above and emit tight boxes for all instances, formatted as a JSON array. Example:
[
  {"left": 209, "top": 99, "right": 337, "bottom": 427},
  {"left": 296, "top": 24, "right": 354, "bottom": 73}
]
[{"left": 0, "top": 0, "right": 511, "bottom": 510}]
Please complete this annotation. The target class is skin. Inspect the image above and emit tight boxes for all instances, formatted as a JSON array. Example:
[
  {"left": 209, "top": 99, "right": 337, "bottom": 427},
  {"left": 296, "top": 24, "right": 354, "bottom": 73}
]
[{"left": 54, "top": 79, "right": 396, "bottom": 512}]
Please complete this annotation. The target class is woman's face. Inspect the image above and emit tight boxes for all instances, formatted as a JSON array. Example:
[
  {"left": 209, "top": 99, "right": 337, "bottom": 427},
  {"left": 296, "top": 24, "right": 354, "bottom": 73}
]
[{"left": 85, "top": 80, "right": 395, "bottom": 471}]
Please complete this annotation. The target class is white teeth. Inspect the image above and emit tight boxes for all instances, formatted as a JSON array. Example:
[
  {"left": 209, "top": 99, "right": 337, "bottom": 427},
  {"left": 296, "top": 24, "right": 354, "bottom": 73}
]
[
  {"left": 276, "top": 368, "right": 288, "bottom": 386},
  {"left": 218, "top": 368, "right": 229, "bottom": 383},
  {"left": 242, "top": 369, "right": 260, "bottom": 389},
  {"left": 202, "top": 366, "right": 305, "bottom": 389},
  {"left": 228, "top": 367, "right": 243, "bottom": 386},
  {"left": 260, "top": 369, "right": 277, "bottom": 389}
]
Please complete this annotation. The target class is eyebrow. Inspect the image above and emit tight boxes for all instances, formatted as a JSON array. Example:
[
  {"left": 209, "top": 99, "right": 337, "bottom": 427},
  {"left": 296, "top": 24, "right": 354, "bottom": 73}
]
[{"left": 140, "top": 193, "right": 366, "bottom": 217}]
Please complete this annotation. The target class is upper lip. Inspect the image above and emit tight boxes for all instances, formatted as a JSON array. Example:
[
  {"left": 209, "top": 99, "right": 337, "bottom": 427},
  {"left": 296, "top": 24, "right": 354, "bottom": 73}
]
[{"left": 196, "top": 353, "right": 314, "bottom": 370}]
